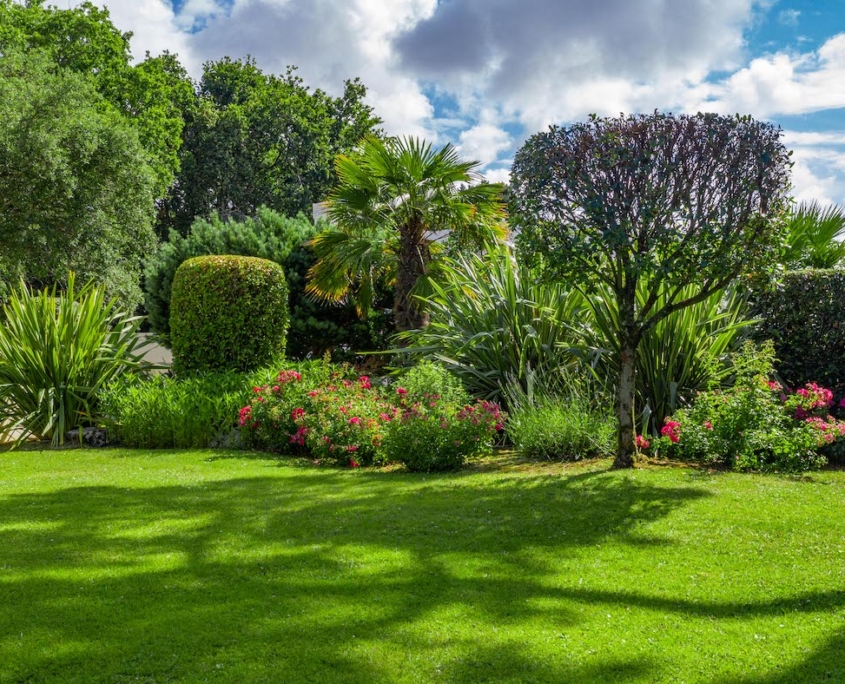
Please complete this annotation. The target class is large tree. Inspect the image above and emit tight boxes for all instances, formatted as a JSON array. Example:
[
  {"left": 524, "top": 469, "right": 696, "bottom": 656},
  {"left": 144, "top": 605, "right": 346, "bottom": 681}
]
[
  {"left": 510, "top": 112, "right": 792, "bottom": 468},
  {"left": 157, "top": 58, "right": 381, "bottom": 237},
  {"left": 0, "top": 48, "right": 157, "bottom": 307},
  {"left": 0, "top": 0, "right": 192, "bottom": 197},
  {"left": 307, "top": 136, "right": 508, "bottom": 332}
]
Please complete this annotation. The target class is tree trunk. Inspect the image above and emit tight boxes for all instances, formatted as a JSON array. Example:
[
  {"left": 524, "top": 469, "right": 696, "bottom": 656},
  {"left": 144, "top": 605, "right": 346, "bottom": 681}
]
[
  {"left": 614, "top": 339, "right": 638, "bottom": 469},
  {"left": 394, "top": 224, "right": 431, "bottom": 332}
]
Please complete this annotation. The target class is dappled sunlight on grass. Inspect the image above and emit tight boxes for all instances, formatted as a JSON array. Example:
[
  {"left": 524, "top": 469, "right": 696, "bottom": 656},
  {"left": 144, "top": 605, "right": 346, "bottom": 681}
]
[{"left": 1, "top": 449, "right": 845, "bottom": 682}]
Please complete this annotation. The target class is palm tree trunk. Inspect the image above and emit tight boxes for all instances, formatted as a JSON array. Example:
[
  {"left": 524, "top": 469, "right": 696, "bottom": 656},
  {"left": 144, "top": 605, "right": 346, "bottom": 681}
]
[{"left": 394, "top": 225, "right": 431, "bottom": 332}]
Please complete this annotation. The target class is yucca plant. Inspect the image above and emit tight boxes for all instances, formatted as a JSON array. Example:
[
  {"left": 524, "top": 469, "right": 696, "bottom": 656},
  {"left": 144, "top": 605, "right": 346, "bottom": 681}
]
[
  {"left": 579, "top": 282, "right": 754, "bottom": 433},
  {"left": 0, "top": 274, "right": 146, "bottom": 447},
  {"left": 395, "top": 246, "right": 586, "bottom": 404}
]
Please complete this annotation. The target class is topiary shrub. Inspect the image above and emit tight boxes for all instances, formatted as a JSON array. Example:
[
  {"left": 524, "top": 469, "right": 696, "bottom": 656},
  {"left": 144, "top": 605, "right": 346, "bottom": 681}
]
[
  {"left": 170, "top": 255, "right": 289, "bottom": 374},
  {"left": 754, "top": 270, "right": 845, "bottom": 396}
]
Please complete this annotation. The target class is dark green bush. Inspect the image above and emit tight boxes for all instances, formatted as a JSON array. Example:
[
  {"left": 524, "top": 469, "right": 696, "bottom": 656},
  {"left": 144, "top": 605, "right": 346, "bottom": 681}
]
[
  {"left": 170, "top": 255, "right": 289, "bottom": 374},
  {"left": 144, "top": 208, "right": 393, "bottom": 359},
  {"left": 754, "top": 270, "right": 845, "bottom": 395}
]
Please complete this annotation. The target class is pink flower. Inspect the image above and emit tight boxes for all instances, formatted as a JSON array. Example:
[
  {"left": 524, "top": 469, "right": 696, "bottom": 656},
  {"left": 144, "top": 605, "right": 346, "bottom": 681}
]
[
  {"left": 308, "top": 390, "right": 319, "bottom": 397},
  {"left": 396, "top": 387, "right": 408, "bottom": 396},
  {"left": 494, "top": 422, "right": 504, "bottom": 431},
  {"left": 290, "top": 407, "right": 305, "bottom": 421},
  {"left": 346, "top": 445, "right": 358, "bottom": 453},
  {"left": 238, "top": 406, "right": 252, "bottom": 427},
  {"left": 359, "top": 376, "right": 371, "bottom": 389},
  {"left": 272, "top": 385, "right": 280, "bottom": 393},
  {"left": 703, "top": 421, "right": 713, "bottom": 430},
  {"left": 661, "top": 419, "right": 681, "bottom": 444},
  {"left": 379, "top": 413, "right": 392, "bottom": 422},
  {"left": 348, "top": 416, "right": 362, "bottom": 425},
  {"left": 349, "top": 459, "right": 360, "bottom": 468},
  {"left": 635, "top": 434, "right": 650, "bottom": 449}
]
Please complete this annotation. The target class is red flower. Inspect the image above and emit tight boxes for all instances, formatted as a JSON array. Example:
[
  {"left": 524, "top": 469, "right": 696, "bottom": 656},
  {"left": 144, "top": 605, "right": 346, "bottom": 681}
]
[
  {"left": 291, "top": 407, "right": 305, "bottom": 422},
  {"left": 661, "top": 419, "right": 681, "bottom": 444},
  {"left": 396, "top": 387, "right": 408, "bottom": 396},
  {"left": 703, "top": 421, "right": 713, "bottom": 430},
  {"left": 238, "top": 406, "right": 252, "bottom": 427},
  {"left": 635, "top": 434, "right": 650, "bottom": 449},
  {"left": 349, "top": 459, "right": 360, "bottom": 468},
  {"left": 348, "top": 416, "right": 362, "bottom": 425},
  {"left": 359, "top": 376, "right": 371, "bottom": 389}
]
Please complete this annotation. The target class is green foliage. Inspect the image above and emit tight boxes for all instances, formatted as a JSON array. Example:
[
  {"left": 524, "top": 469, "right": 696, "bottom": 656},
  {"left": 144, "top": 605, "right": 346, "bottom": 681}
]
[
  {"left": 383, "top": 399, "right": 505, "bottom": 473},
  {"left": 144, "top": 208, "right": 392, "bottom": 357},
  {"left": 394, "top": 362, "right": 470, "bottom": 406},
  {"left": 782, "top": 202, "right": 845, "bottom": 269},
  {"left": 660, "top": 342, "right": 840, "bottom": 472},
  {"left": 0, "top": 0, "right": 192, "bottom": 195},
  {"left": 100, "top": 370, "right": 275, "bottom": 449},
  {"left": 158, "top": 58, "right": 381, "bottom": 237},
  {"left": 0, "top": 48, "right": 157, "bottom": 309},
  {"left": 754, "top": 269, "right": 845, "bottom": 396},
  {"left": 309, "top": 135, "right": 507, "bottom": 331},
  {"left": 396, "top": 246, "right": 584, "bottom": 404},
  {"left": 581, "top": 283, "right": 754, "bottom": 432},
  {"left": 511, "top": 112, "right": 792, "bottom": 465},
  {"left": 170, "top": 256, "right": 289, "bottom": 375},
  {"left": 0, "top": 275, "right": 145, "bottom": 446}
]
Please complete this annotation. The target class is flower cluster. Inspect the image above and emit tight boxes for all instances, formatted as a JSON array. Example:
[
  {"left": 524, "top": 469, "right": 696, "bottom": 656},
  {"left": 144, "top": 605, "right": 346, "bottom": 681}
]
[
  {"left": 635, "top": 434, "right": 650, "bottom": 450},
  {"left": 661, "top": 420, "right": 681, "bottom": 444}
]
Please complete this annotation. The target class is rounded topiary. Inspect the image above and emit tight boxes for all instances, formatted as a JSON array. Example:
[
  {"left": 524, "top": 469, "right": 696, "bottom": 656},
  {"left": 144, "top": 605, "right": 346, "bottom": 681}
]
[{"left": 170, "top": 255, "right": 289, "bottom": 374}]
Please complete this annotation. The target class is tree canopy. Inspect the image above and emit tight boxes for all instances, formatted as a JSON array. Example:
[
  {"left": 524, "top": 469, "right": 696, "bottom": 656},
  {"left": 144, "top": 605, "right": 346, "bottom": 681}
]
[
  {"left": 511, "top": 112, "right": 792, "bottom": 468},
  {"left": 156, "top": 58, "right": 382, "bottom": 237},
  {"left": 0, "top": 48, "right": 157, "bottom": 307}
]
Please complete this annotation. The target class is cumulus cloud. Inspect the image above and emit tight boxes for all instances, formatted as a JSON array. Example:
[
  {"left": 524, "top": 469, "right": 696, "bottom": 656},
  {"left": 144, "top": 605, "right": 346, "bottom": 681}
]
[
  {"left": 102, "top": 0, "right": 195, "bottom": 70},
  {"left": 456, "top": 123, "right": 511, "bottom": 166},
  {"left": 783, "top": 129, "right": 845, "bottom": 206}
]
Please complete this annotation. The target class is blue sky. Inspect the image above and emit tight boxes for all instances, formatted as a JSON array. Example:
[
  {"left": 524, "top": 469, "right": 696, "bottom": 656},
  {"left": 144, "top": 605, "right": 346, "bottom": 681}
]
[{"left": 101, "top": 0, "right": 845, "bottom": 204}]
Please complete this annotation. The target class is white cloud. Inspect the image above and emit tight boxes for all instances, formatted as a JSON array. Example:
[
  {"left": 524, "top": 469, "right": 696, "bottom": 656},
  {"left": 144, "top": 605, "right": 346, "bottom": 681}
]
[
  {"left": 457, "top": 124, "right": 511, "bottom": 166},
  {"left": 778, "top": 9, "right": 800, "bottom": 26},
  {"left": 483, "top": 167, "right": 511, "bottom": 185},
  {"left": 101, "top": 0, "right": 195, "bottom": 70}
]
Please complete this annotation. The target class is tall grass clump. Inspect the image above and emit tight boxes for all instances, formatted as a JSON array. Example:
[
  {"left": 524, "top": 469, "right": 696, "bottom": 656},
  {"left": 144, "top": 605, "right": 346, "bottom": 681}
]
[
  {"left": 0, "top": 275, "right": 145, "bottom": 446},
  {"left": 396, "top": 246, "right": 584, "bottom": 404},
  {"left": 505, "top": 370, "right": 616, "bottom": 461}
]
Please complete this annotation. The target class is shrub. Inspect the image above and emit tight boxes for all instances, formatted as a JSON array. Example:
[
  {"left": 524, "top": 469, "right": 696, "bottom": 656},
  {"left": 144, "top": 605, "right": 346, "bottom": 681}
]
[
  {"left": 657, "top": 342, "right": 845, "bottom": 472},
  {"left": 144, "top": 208, "right": 393, "bottom": 359},
  {"left": 241, "top": 361, "right": 505, "bottom": 470},
  {"left": 170, "top": 255, "right": 289, "bottom": 375},
  {"left": 754, "top": 269, "right": 845, "bottom": 397},
  {"left": 0, "top": 275, "right": 146, "bottom": 446},
  {"left": 383, "top": 398, "right": 505, "bottom": 472},
  {"left": 100, "top": 369, "right": 276, "bottom": 449},
  {"left": 395, "top": 362, "right": 470, "bottom": 406}
]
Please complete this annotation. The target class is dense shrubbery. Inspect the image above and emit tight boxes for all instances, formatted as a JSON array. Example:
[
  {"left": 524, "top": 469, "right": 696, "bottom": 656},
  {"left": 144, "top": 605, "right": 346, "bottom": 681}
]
[
  {"left": 241, "top": 361, "right": 504, "bottom": 471},
  {"left": 170, "top": 255, "right": 289, "bottom": 375},
  {"left": 0, "top": 276, "right": 146, "bottom": 446},
  {"left": 144, "top": 209, "right": 393, "bottom": 359},
  {"left": 754, "top": 270, "right": 845, "bottom": 397},
  {"left": 656, "top": 343, "right": 845, "bottom": 472},
  {"left": 100, "top": 370, "right": 276, "bottom": 449}
]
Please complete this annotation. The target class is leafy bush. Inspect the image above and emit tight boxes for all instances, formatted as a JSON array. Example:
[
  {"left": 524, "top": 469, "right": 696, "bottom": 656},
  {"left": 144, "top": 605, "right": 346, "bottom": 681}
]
[
  {"left": 383, "top": 398, "right": 505, "bottom": 472},
  {"left": 241, "top": 361, "right": 504, "bottom": 470},
  {"left": 395, "top": 361, "right": 470, "bottom": 406},
  {"left": 657, "top": 342, "right": 845, "bottom": 472},
  {"left": 754, "top": 269, "right": 845, "bottom": 397},
  {"left": 100, "top": 370, "right": 276, "bottom": 449},
  {"left": 144, "top": 208, "right": 393, "bottom": 358},
  {"left": 170, "top": 255, "right": 289, "bottom": 375},
  {"left": 0, "top": 276, "right": 146, "bottom": 446},
  {"left": 396, "top": 246, "right": 585, "bottom": 404}
]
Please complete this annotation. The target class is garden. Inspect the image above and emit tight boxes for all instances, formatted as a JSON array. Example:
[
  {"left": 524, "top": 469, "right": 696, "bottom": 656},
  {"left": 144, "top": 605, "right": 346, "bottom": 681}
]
[{"left": 3, "top": 3, "right": 845, "bottom": 682}]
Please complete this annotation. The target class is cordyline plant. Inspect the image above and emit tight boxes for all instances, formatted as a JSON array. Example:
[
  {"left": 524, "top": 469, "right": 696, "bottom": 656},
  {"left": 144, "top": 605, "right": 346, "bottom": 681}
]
[{"left": 510, "top": 112, "right": 792, "bottom": 468}]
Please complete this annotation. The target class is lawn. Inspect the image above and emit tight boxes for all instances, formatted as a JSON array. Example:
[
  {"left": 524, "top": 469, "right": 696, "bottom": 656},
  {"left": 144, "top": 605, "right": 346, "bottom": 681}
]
[{"left": 2, "top": 450, "right": 845, "bottom": 683}]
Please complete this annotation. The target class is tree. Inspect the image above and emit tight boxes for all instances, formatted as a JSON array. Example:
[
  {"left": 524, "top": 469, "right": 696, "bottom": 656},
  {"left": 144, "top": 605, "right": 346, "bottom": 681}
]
[
  {"left": 782, "top": 201, "right": 845, "bottom": 269},
  {"left": 0, "top": 48, "right": 157, "bottom": 308},
  {"left": 156, "top": 58, "right": 381, "bottom": 237},
  {"left": 308, "top": 136, "right": 508, "bottom": 332},
  {"left": 510, "top": 112, "right": 792, "bottom": 468}
]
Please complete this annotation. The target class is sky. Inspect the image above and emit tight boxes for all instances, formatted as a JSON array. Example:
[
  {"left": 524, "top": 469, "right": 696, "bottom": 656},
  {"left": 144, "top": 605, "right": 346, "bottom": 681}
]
[{"left": 95, "top": 0, "right": 845, "bottom": 205}]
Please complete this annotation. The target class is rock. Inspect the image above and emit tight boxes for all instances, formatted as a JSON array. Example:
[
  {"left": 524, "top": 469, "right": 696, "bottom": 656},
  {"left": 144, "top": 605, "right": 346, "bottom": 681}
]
[{"left": 65, "top": 427, "right": 108, "bottom": 448}]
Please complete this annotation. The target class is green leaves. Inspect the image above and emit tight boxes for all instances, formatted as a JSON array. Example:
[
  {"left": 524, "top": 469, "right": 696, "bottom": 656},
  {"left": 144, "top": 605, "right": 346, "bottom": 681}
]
[
  {"left": 0, "top": 275, "right": 146, "bottom": 447},
  {"left": 782, "top": 202, "right": 845, "bottom": 269}
]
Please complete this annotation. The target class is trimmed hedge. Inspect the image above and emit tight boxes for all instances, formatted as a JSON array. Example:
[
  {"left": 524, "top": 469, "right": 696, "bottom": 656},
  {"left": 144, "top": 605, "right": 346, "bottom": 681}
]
[
  {"left": 754, "top": 269, "right": 845, "bottom": 395},
  {"left": 170, "top": 255, "right": 289, "bottom": 374}
]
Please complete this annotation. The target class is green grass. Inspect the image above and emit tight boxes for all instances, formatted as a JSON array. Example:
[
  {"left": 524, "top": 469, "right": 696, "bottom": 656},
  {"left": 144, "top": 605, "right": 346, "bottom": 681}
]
[{"left": 2, "top": 450, "right": 845, "bottom": 683}]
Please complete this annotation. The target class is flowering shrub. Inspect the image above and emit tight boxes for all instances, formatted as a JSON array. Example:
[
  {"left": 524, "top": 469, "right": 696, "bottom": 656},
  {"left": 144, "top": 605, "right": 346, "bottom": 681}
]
[
  {"left": 383, "top": 397, "right": 505, "bottom": 472},
  {"left": 240, "top": 361, "right": 505, "bottom": 470},
  {"left": 658, "top": 342, "right": 845, "bottom": 472}
]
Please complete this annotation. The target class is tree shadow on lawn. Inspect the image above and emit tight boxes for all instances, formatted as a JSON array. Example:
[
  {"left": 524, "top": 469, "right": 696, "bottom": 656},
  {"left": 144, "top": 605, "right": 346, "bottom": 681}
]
[{"left": 0, "top": 468, "right": 840, "bottom": 682}]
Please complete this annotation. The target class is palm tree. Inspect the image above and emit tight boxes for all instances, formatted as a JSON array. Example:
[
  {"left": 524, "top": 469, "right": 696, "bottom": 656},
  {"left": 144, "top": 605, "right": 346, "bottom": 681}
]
[
  {"left": 783, "top": 201, "right": 845, "bottom": 269},
  {"left": 306, "top": 136, "right": 507, "bottom": 332}
]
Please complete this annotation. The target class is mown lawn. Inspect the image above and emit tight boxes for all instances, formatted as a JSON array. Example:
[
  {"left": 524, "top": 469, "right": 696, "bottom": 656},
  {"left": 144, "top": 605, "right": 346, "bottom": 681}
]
[{"left": 1, "top": 449, "right": 845, "bottom": 683}]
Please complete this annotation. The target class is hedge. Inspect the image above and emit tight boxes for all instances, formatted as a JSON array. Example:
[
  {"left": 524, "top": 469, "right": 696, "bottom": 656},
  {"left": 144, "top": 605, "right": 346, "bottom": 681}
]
[
  {"left": 170, "top": 255, "right": 289, "bottom": 374},
  {"left": 754, "top": 269, "right": 845, "bottom": 395}
]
